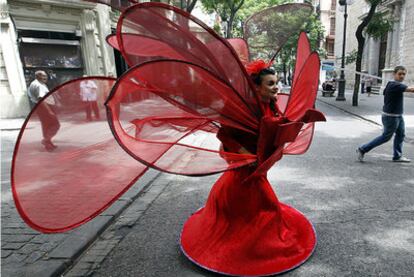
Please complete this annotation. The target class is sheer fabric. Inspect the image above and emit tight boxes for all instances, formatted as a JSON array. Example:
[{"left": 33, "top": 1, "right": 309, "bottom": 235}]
[
  {"left": 244, "top": 3, "right": 313, "bottom": 61},
  {"left": 12, "top": 2, "right": 326, "bottom": 275},
  {"left": 12, "top": 78, "right": 148, "bottom": 233}
]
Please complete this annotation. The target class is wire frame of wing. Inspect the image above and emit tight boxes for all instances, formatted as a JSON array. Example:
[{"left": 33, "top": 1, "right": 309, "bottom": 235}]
[
  {"left": 244, "top": 3, "right": 313, "bottom": 61},
  {"left": 12, "top": 77, "right": 148, "bottom": 233},
  {"left": 106, "top": 59, "right": 258, "bottom": 176},
  {"left": 116, "top": 2, "right": 262, "bottom": 115}
]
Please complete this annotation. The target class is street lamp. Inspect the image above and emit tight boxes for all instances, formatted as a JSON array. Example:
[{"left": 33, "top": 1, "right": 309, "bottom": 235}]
[{"left": 336, "top": 0, "right": 354, "bottom": 101}]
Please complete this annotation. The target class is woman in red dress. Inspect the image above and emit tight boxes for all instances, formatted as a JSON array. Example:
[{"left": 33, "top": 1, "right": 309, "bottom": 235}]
[{"left": 180, "top": 63, "right": 320, "bottom": 276}]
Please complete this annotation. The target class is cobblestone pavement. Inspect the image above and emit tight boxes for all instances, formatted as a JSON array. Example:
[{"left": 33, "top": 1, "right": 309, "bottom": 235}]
[
  {"left": 3, "top": 89, "right": 414, "bottom": 276},
  {"left": 64, "top": 171, "right": 172, "bottom": 277},
  {"left": 88, "top": 101, "right": 414, "bottom": 276},
  {"left": 1, "top": 125, "right": 160, "bottom": 277}
]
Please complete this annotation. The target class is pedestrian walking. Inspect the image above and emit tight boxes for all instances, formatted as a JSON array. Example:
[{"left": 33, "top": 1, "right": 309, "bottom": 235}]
[
  {"left": 27, "top": 70, "right": 60, "bottom": 151},
  {"left": 365, "top": 75, "right": 373, "bottom": 97},
  {"left": 357, "top": 66, "right": 414, "bottom": 162},
  {"left": 360, "top": 72, "right": 366, "bottom": 94}
]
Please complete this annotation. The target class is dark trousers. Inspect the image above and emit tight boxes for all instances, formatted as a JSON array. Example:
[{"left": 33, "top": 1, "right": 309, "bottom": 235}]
[
  {"left": 360, "top": 115, "right": 405, "bottom": 159},
  {"left": 37, "top": 102, "right": 60, "bottom": 142},
  {"left": 84, "top": 101, "right": 100, "bottom": 120}
]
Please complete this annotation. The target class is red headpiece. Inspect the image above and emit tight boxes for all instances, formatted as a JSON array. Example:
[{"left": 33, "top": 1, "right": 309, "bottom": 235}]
[{"left": 245, "top": 59, "right": 272, "bottom": 75}]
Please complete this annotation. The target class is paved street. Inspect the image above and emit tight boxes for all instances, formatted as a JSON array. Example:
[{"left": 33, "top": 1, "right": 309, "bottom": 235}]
[
  {"left": 1, "top": 123, "right": 160, "bottom": 277},
  {"left": 2, "top": 94, "right": 414, "bottom": 276},
  {"left": 318, "top": 90, "right": 414, "bottom": 140},
  {"left": 81, "top": 100, "right": 414, "bottom": 276}
]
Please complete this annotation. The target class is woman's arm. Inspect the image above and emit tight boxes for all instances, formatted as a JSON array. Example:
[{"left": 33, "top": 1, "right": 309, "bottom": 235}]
[{"left": 217, "top": 127, "right": 253, "bottom": 155}]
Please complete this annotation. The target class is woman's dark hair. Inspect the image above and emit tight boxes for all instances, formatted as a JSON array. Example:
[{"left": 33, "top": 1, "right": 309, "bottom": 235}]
[{"left": 251, "top": 68, "right": 276, "bottom": 85}]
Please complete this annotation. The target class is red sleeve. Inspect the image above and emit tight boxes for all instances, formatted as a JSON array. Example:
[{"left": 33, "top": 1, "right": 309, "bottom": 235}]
[{"left": 217, "top": 127, "right": 244, "bottom": 153}]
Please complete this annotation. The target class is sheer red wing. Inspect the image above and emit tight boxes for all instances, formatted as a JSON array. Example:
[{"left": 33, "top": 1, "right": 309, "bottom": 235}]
[
  {"left": 106, "top": 33, "right": 185, "bottom": 60},
  {"left": 106, "top": 60, "right": 258, "bottom": 176},
  {"left": 243, "top": 3, "right": 313, "bottom": 61},
  {"left": 291, "top": 32, "right": 312, "bottom": 90},
  {"left": 284, "top": 52, "right": 320, "bottom": 122},
  {"left": 283, "top": 123, "right": 315, "bottom": 155},
  {"left": 276, "top": 93, "right": 289, "bottom": 114},
  {"left": 116, "top": 3, "right": 262, "bottom": 115},
  {"left": 226, "top": 38, "right": 250, "bottom": 64},
  {"left": 12, "top": 78, "right": 148, "bottom": 233}
]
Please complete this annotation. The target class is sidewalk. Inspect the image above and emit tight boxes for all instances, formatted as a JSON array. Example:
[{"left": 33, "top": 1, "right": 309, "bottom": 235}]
[
  {"left": 1, "top": 121, "right": 160, "bottom": 277},
  {"left": 317, "top": 90, "right": 414, "bottom": 142},
  {"left": 0, "top": 116, "right": 219, "bottom": 277}
]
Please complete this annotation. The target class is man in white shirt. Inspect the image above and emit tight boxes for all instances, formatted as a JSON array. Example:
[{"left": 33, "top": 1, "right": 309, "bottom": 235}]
[
  {"left": 28, "top": 71, "right": 60, "bottom": 151},
  {"left": 28, "top": 71, "right": 53, "bottom": 106},
  {"left": 80, "top": 79, "right": 100, "bottom": 121}
]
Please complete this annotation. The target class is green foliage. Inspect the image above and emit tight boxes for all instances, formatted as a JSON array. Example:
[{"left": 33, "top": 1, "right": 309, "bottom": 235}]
[
  {"left": 200, "top": 0, "right": 324, "bottom": 77},
  {"left": 201, "top": 0, "right": 245, "bottom": 37},
  {"left": 213, "top": 22, "right": 223, "bottom": 36},
  {"left": 236, "top": 0, "right": 290, "bottom": 21},
  {"left": 201, "top": 0, "right": 244, "bottom": 21},
  {"left": 274, "top": 13, "right": 325, "bottom": 77},
  {"left": 366, "top": 13, "right": 393, "bottom": 39},
  {"left": 345, "top": 49, "right": 358, "bottom": 65}
]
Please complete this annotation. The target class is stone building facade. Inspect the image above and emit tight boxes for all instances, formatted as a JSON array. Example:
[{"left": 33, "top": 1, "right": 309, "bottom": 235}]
[
  {"left": 334, "top": 0, "right": 414, "bottom": 91},
  {"left": 316, "top": 0, "right": 337, "bottom": 82},
  {"left": 0, "top": 0, "right": 122, "bottom": 118}
]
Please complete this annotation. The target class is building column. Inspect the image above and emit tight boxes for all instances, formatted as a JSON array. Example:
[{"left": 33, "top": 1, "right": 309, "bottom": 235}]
[
  {"left": 0, "top": 0, "right": 30, "bottom": 118},
  {"left": 381, "top": 3, "right": 402, "bottom": 91},
  {"left": 80, "top": 8, "right": 103, "bottom": 75},
  {"left": 95, "top": 4, "right": 116, "bottom": 76},
  {"left": 367, "top": 36, "right": 380, "bottom": 77}
]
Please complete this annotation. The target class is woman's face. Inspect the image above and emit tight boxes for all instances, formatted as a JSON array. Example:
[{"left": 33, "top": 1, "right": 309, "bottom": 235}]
[{"left": 257, "top": 74, "right": 278, "bottom": 102}]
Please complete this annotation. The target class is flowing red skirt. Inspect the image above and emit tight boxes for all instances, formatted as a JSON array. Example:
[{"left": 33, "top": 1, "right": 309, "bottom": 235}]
[{"left": 180, "top": 166, "right": 316, "bottom": 276}]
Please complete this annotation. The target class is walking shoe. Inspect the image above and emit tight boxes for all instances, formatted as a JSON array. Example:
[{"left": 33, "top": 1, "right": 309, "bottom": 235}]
[
  {"left": 356, "top": 148, "right": 365, "bottom": 162},
  {"left": 41, "top": 139, "right": 57, "bottom": 152},
  {"left": 392, "top": 156, "right": 411, "bottom": 163}
]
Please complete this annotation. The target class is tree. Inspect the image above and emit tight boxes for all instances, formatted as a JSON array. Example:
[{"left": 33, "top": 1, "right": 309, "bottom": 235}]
[
  {"left": 352, "top": 0, "right": 392, "bottom": 106},
  {"left": 179, "top": 0, "right": 198, "bottom": 13},
  {"left": 276, "top": 13, "right": 325, "bottom": 84},
  {"left": 201, "top": 0, "right": 245, "bottom": 38},
  {"left": 233, "top": 0, "right": 291, "bottom": 37}
]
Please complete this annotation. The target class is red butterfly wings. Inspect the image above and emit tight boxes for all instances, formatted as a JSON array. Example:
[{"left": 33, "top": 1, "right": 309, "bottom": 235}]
[{"left": 12, "top": 2, "right": 325, "bottom": 233}]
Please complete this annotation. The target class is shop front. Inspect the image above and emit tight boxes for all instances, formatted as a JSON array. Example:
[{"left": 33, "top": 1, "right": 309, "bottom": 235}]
[{"left": 1, "top": 0, "right": 116, "bottom": 118}]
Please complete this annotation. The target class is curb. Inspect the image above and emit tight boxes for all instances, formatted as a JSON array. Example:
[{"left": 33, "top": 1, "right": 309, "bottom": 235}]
[
  {"left": 317, "top": 97, "right": 381, "bottom": 127},
  {"left": 42, "top": 169, "right": 160, "bottom": 277}
]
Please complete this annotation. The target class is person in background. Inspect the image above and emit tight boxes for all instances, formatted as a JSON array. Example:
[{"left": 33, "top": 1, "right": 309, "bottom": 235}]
[
  {"left": 80, "top": 77, "right": 100, "bottom": 121},
  {"left": 365, "top": 75, "right": 373, "bottom": 97},
  {"left": 360, "top": 72, "right": 366, "bottom": 94},
  {"left": 27, "top": 70, "right": 60, "bottom": 151},
  {"left": 357, "top": 66, "right": 414, "bottom": 163}
]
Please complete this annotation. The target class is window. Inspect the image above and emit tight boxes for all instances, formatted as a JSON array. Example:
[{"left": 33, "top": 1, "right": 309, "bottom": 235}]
[
  {"left": 330, "top": 17, "right": 336, "bottom": 36},
  {"left": 331, "top": 0, "right": 336, "bottom": 10},
  {"left": 326, "top": 39, "right": 335, "bottom": 56}
]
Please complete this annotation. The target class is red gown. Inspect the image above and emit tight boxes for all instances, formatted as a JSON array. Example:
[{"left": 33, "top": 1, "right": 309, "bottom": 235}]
[
  {"left": 181, "top": 104, "right": 317, "bottom": 276},
  {"left": 12, "top": 2, "right": 325, "bottom": 276}
]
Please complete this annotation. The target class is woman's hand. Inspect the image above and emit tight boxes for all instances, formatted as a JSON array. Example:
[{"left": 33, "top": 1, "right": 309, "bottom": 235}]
[{"left": 239, "top": 147, "right": 253, "bottom": 155}]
